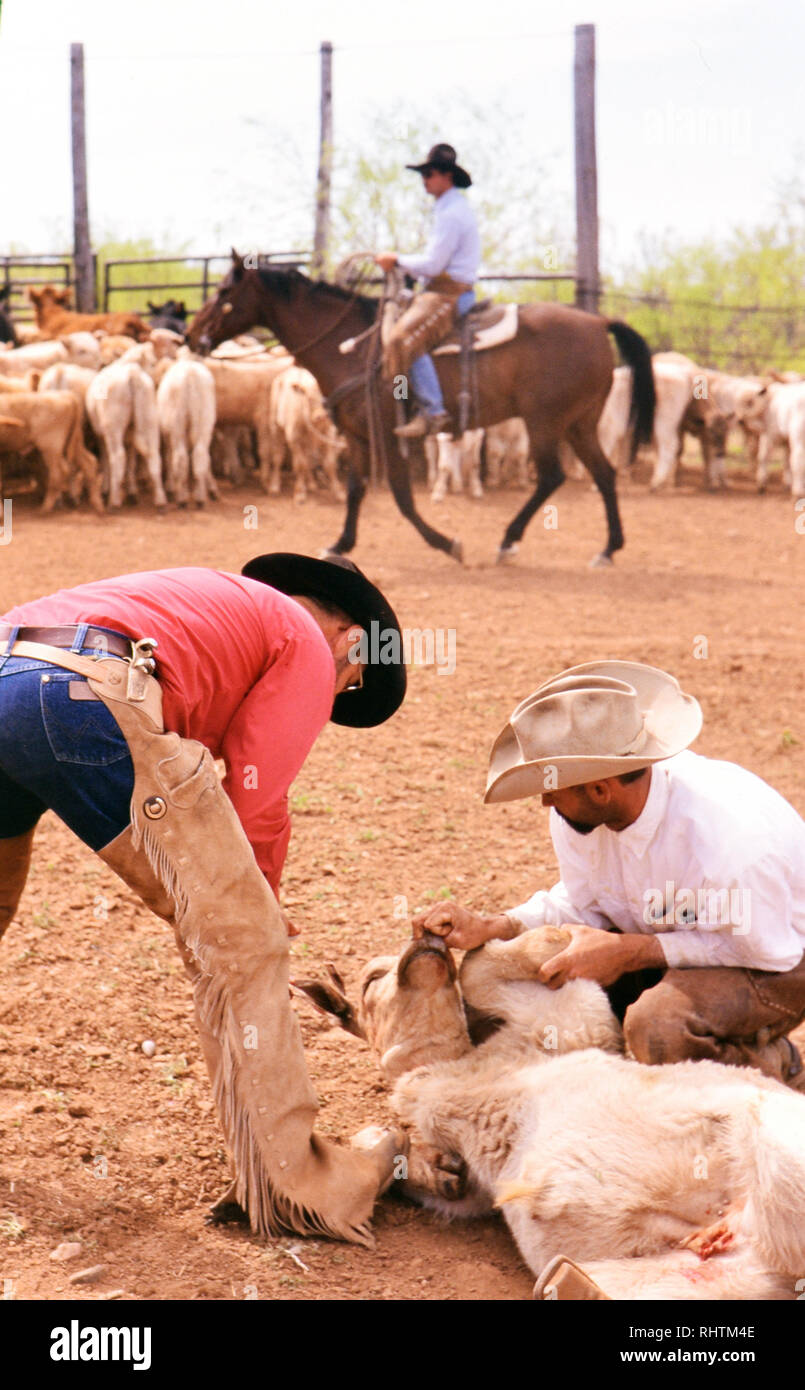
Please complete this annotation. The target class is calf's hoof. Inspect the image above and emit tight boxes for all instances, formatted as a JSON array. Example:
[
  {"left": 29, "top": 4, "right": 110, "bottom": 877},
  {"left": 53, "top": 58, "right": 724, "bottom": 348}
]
[
  {"left": 434, "top": 1151, "right": 468, "bottom": 1201},
  {"left": 450, "top": 537, "right": 464, "bottom": 563}
]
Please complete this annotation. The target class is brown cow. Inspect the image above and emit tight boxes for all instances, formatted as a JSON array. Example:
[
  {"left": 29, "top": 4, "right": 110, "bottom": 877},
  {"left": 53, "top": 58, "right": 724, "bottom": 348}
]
[
  {"left": 28, "top": 286, "right": 150, "bottom": 342},
  {"left": 0, "top": 390, "right": 103, "bottom": 513}
]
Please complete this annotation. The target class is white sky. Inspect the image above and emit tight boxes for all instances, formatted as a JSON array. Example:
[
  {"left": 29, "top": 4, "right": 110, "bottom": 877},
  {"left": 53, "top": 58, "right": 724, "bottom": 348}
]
[{"left": 0, "top": 0, "right": 801, "bottom": 273}]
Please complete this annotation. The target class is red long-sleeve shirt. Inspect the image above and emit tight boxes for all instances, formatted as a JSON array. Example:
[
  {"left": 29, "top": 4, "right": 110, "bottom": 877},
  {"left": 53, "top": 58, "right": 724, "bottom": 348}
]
[{"left": 2, "top": 568, "right": 336, "bottom": 893}]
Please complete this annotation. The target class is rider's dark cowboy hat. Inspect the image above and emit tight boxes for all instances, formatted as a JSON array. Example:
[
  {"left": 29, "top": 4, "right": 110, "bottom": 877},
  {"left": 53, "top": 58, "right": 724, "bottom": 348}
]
[
  {"left": 241, "top": 552, "right": 407, "bottom": 729},
  {"left": 405, "top": 143, "right": 472, "bottom": 189}
]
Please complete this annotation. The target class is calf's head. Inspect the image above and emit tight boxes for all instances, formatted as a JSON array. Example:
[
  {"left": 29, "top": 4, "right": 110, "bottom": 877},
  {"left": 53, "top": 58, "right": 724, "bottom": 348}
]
[{"left": 294, "top": 933, "right": 471, "bottom": 1083}]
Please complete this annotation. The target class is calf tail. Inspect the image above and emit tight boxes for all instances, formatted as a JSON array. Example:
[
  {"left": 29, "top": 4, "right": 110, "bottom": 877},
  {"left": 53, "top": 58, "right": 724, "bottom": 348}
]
[{"left": 607, "top": 320, "right": 655, "bottom": 462}]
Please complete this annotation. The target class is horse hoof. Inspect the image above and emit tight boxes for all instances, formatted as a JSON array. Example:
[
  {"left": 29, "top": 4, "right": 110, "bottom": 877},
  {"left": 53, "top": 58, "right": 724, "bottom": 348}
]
[
  {"left": 319, "top": 547, "right": 342, "bottom": 561},
  {"left": 450, "top": 537, "right": 464, "bottom": 564},
  {"left": 496, "top": 543, "right": 519, "bottom": 565},
  {"left": 589, "top": 552, "right": 614, "bottom": 569}
]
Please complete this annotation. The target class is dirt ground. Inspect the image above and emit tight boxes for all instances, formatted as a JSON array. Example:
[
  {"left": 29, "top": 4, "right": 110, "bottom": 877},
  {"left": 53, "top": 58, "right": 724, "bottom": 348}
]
[{"left": 1, "top": 453, "right": 804, "bottom": 1302}]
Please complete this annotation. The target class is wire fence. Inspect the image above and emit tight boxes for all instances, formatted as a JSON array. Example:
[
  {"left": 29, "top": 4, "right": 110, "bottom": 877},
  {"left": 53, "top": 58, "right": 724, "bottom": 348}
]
[
  {"left": 3, "top": 252, "right": 803, "bottom": 376},
  {"left": 599, "top": 289, "right": 805, "bottom": 375}
]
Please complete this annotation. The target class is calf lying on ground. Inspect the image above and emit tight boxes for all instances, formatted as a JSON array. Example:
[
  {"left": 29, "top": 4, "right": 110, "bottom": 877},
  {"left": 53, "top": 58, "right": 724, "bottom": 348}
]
[{"left": 297, "top": 927, "right": 805, "bottom": 1300}]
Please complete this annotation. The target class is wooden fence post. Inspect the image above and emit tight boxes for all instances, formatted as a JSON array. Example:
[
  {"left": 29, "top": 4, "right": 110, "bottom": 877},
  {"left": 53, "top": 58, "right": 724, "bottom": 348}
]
[
  {"left": 71, "top": 43, "right": 96, "bottom": 311},
  {"left": 574, "top": 24, "right": 599, "bottom": 313},
  {"left": 312, "top": 41, "right": 333, "bottom": 278}
]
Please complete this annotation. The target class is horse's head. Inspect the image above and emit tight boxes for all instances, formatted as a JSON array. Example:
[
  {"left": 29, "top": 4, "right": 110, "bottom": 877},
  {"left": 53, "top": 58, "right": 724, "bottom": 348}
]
[{"left": 188, "top": 249, "right": 268, "bottom": 354}]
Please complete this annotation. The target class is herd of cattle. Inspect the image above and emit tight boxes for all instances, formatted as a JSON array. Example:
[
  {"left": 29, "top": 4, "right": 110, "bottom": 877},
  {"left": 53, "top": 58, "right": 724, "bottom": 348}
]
[
  {"left": 0, "top": 288, "right": 348, "bottom": 513},
  {"left": 0, "top": 283, "right": 803, "bottom": 515}
]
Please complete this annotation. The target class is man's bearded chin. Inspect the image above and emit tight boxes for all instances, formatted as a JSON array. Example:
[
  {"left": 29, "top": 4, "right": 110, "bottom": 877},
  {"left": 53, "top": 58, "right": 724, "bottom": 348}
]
[{"left": 553, "top": 806, "right": 597, "bottom": 835}]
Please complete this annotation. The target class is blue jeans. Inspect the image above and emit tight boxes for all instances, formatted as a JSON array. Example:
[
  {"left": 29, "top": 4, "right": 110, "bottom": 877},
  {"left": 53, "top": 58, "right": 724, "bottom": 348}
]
[
  {"left": 0, "top": 630, "right": 134, "bottom": 848},
  {"left": 409, "top": 289, "right": 476, "bottom": 415}
]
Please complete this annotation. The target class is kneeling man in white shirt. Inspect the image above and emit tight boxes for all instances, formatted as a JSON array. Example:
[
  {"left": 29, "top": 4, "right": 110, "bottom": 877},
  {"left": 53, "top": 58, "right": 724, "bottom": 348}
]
[{"left": 414, "top": 660, "right": 805, "bottom": 1087}]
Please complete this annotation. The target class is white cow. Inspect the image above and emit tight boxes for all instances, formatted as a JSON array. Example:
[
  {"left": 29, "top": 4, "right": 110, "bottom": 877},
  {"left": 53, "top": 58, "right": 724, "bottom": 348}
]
[
  {"left": 156, "top": 353, "right": 218, "bottom": 507},
  {"left": 86, "top": 352, "right": 166, "bottom": 509},
  {"left": 732, "top": 379, "right": 805, "bottom": 497},
  {"left": 260, "top": 366, "right": 346, "bottom": 502},
  {"left": 598, "top": 361, "right": 729, "bottom": 490},
  {"left": 425, "top": 429, "right": 484, "bottom": 502},
  {"left": 485, "top": 418, "right": 531, "bottom": 488},
  {"left": 0, "top": 331, "right": 101, "bottom": 377},
  {"left": 298, "top": 928, "right": 805, "bottom": 1300}
]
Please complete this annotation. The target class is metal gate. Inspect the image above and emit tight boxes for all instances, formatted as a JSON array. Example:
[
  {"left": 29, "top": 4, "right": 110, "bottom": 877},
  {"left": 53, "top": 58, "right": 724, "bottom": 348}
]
[
  {"left": 0, "top": 255, "right": 77, "bottom": 323},
  {"left": 102, "top": 251, "right": 310, "bottom": 314}
]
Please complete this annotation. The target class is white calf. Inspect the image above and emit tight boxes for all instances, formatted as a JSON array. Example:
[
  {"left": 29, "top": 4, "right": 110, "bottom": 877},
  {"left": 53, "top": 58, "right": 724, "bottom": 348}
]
[
  {"left": 485, "top": 418, "right": 530, "bottom": 488},
  {"left": 733, "top": 380, "right": 805, "bottom": 497},
  {"left": 425, "top": 429, "right": 484, "bottom": 502},
  {"left": 262, "top": 366, "right": 346, "bottom": 502},
  {"left": 298, "top": 928, "right": 805, "bottom": 1300},
  {"left": 86, "top": 358, "right": 166, "bottom": 509},
  {"left": 599, "top": 362, "right": 729, "bottom": 490},
  {"left": 156, "top": 355, "right": 218, "bottom": 506}
]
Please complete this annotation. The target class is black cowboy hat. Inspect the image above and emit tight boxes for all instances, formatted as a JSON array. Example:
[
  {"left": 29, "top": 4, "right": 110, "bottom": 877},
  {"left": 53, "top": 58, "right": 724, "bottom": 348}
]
[
  {"left": 405, "top": 142, "right": 472, "bottom": 189},
  {"left": 241, "top": 552, "right": 406, "bottom": 728}
]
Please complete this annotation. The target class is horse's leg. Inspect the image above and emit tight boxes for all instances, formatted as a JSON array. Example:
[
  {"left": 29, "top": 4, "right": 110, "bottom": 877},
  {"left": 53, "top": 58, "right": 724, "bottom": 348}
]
[
  {"left": 385, "top": 447, "right": 463, "bottom": 560},
  {"left": 564, "top": 419, "right": 625, "bottom": 567},
  {"left": 497, "top": 440, "right": 564, "bottom": 564},
  {"left": 323, "top": 439, "right": 368, "bottom": 556}
]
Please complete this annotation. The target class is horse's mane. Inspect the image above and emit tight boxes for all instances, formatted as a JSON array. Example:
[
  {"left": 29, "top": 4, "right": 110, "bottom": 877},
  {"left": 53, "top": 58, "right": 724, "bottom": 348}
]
[{"left": 257, "top": 265, "right": 377, "bottom": 326}]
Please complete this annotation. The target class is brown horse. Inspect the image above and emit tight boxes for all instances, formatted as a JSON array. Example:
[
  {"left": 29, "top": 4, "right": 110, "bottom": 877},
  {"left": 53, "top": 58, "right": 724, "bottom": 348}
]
[{"left": 189, "top": 252, "right": 655, "bottom": 566}]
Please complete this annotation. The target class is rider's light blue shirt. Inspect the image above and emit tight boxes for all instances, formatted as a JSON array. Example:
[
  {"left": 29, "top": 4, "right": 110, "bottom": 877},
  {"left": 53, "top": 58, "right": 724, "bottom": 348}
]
[{"left": 397, "top": 187, "right": 481, "bottom": 286}]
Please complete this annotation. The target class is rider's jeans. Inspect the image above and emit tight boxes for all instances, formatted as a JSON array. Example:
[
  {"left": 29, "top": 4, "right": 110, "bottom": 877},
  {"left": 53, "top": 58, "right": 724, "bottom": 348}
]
[
  {"left": 409, "top": 289, "right": 476, "bottom": 416},
  {"left": 0, "top": 647, "right": 134, "bottom": 847}
]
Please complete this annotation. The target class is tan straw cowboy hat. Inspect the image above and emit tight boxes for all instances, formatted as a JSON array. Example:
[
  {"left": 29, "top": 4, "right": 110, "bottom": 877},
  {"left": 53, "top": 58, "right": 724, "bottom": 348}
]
[{"left": 484, "top": 660, "right": 702, "bottom": 804}]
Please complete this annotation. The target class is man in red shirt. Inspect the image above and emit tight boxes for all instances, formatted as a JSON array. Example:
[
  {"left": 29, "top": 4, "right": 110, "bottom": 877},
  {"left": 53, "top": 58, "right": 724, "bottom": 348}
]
[{"left": 0, "top": 553, "right": 406, "bottom": 1245}]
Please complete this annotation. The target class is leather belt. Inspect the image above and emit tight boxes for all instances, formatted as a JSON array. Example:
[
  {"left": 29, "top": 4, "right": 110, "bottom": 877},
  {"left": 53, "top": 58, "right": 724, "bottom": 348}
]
[{"left": 0, "top": 624, "right": 133, "bottom": 660}]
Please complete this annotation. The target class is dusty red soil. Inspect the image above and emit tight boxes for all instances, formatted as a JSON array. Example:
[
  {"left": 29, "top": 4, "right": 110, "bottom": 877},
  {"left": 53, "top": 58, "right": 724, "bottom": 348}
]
[{"left": 1, "top": 454, "right": 804, "bottom": 1301}]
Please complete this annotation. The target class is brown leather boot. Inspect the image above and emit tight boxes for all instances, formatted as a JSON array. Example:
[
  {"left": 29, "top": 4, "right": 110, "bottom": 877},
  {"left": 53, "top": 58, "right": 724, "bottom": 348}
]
[
  {"left": 0, "top": 827, "right": 36, "bottom": 942},
  {"left": 533, "top": 1254, "right": 611, "bottom": 1300}
]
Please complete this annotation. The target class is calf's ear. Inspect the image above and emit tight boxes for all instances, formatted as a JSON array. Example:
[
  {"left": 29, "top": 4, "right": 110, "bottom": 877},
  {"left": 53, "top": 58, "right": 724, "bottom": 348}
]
[{"left": 291, "top": 964, "right": 365, "bottom": 1038}]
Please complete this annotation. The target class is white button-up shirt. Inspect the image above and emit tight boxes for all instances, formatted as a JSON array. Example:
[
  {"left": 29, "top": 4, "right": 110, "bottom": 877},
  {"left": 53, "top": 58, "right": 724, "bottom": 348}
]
[
  {"left": 507, "top": 751, "right": 805, "bottom": 972},
  {"left": 397, "top": 187, "right": 481, "bottom": 286}
]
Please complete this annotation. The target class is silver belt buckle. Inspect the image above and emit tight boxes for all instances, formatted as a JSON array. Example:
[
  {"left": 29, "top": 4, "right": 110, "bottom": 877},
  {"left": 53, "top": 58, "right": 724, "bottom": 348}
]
[{"left": 126, "top": 636, "right": 159, "bottom": 702}]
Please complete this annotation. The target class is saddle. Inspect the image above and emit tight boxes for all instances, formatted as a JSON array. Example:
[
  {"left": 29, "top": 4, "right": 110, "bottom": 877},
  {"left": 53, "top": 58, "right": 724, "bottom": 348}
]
[{"left": 433, "top": 301, "right": 519, "bottom": 355}]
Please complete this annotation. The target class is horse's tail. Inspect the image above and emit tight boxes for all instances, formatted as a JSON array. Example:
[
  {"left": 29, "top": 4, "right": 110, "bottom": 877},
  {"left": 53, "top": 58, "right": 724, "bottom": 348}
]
[{"left": 607, "top": 320, "right": 655, "bottom": 463}]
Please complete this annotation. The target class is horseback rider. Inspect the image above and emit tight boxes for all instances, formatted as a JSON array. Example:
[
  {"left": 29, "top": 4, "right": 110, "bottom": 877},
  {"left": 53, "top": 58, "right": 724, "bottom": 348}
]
[{"left": 375, "top": 142, "right": 481, "bottom": 438}]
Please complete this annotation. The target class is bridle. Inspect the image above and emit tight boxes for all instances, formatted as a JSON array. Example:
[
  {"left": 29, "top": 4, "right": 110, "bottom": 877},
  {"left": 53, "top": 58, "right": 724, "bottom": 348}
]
[{"left": 217, "top": 271, "right": 374, "bottom": 362}]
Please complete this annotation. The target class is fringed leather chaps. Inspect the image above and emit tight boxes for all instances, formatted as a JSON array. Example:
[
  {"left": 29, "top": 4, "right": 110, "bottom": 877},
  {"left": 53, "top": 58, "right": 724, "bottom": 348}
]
[{"left": 16, "top": 645, "right": 388, "bottom": 1245}]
